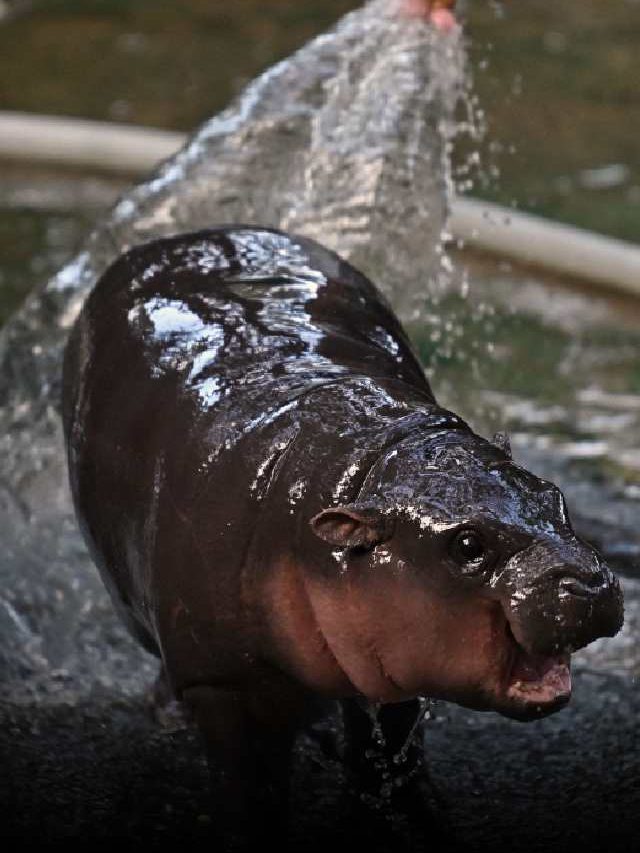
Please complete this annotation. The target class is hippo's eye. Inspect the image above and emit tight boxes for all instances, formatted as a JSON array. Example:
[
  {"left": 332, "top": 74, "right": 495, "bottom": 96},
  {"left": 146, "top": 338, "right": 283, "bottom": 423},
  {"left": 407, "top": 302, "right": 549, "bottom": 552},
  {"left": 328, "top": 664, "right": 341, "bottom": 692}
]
[{"left": 450, "top": 529, "right": 486, "bottom": 572}]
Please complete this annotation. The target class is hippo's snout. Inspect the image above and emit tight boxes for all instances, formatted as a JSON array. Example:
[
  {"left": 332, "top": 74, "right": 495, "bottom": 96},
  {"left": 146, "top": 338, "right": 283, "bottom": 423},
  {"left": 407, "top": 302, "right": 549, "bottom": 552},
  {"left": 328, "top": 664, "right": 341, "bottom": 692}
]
[
  {"left": 502, "top": 540, "right": 624, "bottom": 659},
  {"left": 556, "top": 567, "right": 623, "bottom": 650},
  {"left": 483, "top": 539, "right": 623, "bottom": 720}
]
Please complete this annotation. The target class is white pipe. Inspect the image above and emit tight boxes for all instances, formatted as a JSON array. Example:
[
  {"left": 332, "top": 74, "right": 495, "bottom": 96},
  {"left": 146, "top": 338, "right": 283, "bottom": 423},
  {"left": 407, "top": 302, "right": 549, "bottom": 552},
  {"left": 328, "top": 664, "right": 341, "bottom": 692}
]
[
  {"left": 448, "top": 198, "right": 640, "bottom": 298},
  {"left": 0, "top": 112, "right": 184, "bottom": 173},
  {"left": 1, "top": 111, "right": 640, "bottom": 297}
]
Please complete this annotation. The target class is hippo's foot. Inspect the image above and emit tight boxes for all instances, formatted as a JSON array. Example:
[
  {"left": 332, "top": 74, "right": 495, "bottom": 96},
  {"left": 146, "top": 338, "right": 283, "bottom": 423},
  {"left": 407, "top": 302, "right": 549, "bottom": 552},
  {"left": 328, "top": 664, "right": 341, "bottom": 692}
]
[{"left": 340, "top": 698, "right": 453, "bottom": 849}]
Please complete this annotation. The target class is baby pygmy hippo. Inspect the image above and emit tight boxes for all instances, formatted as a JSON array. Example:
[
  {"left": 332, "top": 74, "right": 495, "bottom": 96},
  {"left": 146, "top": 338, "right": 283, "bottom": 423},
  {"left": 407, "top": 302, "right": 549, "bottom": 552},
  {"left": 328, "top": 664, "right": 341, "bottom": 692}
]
[{"left": 63, "top": 227, "right": 623, "bottom": 844}]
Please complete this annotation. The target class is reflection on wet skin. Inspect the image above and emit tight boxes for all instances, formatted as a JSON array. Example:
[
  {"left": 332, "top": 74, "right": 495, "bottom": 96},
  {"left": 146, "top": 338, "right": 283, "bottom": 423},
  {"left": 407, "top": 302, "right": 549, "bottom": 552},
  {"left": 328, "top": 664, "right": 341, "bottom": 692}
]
[{"left": 124, "top": 228, "right": 432, "bottom": 438}]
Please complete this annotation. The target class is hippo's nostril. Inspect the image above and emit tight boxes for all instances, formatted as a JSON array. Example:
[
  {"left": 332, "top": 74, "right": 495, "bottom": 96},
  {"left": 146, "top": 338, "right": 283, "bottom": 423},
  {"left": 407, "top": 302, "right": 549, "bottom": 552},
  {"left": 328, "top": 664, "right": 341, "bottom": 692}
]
[{"left": 558, "top": 576, "right": 600, "bottom": 598}]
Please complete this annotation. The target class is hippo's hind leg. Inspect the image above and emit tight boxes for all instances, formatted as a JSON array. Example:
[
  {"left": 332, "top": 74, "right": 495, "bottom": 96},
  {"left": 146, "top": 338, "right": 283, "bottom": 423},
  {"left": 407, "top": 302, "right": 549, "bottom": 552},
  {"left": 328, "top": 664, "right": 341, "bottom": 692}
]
[
  {"left": 341, "top": 698, "right": 450, "bottom": 847},
  {"left": 183, "top": 676, "right": 308, "bottom": 850},
  {"left": 146, "top": 666, "right": 189, "bottom": 731}
]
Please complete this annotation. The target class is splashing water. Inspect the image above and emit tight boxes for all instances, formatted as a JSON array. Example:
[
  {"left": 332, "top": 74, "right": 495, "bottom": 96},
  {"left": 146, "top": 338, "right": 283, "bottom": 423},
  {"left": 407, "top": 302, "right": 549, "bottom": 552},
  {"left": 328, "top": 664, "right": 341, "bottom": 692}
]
[
  {"left": 393, "top": 696, "right": 434, "bottom": 766},
  {"left": 0, "top": 0, "right": 476, "bottom": 704},
  {"left": 368, "top": 702, "right": 387, "bottom": 750}
]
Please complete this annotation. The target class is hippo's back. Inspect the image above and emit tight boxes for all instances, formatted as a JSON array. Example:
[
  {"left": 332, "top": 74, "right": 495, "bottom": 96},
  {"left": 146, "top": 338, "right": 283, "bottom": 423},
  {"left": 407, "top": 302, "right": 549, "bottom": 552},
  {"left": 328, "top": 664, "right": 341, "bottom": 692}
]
[
  {"left": 64, "top": 227, "right": 431, "bottom": 450},
  {"left": 62, "top": 227, "right": 433, "bottom": 668}
]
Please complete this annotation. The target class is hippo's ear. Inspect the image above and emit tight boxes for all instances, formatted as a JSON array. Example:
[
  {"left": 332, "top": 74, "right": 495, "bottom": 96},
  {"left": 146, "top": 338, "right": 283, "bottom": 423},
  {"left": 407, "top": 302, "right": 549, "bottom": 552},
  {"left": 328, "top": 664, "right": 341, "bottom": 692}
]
[
  {"left": 492, "top": 431, "right": 512, "bottom": 460},
  {"left": 310, "top": 505, "right": 394, "bottom": 549}
]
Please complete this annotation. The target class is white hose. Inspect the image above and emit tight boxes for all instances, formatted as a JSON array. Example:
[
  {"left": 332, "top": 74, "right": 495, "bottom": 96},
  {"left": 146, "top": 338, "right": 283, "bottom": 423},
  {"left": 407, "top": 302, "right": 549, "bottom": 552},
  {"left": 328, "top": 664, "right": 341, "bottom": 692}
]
[
  {"left": 449, "top": 198, "right": 640, "bottom": 298},
  {"left": 0, "top": 111, "right": 183, "bottom": 173},
  {"left": 1, "top": 111, "right": 639, "bottom": 297}
]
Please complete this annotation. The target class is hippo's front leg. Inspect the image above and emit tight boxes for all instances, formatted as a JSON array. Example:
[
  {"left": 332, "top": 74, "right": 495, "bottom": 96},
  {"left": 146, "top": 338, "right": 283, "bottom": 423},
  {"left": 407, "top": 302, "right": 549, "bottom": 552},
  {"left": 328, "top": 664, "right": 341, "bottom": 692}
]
[
  {"left": 183, "top": 683, "right": 302, "bottom": 850},
  {"left": 341, "top": 699, "right": 448, "bottom": 844}
]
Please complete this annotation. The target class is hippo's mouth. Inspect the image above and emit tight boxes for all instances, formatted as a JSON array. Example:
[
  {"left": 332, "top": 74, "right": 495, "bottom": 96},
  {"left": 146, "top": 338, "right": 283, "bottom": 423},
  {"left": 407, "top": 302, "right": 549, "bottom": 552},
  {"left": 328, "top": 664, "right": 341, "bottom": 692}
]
[{"left": 501, "top": 622, "right": 572, "bottom": 719}]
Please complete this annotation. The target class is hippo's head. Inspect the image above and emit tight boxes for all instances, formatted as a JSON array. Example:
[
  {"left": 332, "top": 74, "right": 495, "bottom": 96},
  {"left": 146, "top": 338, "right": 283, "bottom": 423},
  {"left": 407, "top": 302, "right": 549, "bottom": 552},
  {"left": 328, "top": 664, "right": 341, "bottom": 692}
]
[{"left": 309, "top": 428, "right": 623, "bottom": 720}]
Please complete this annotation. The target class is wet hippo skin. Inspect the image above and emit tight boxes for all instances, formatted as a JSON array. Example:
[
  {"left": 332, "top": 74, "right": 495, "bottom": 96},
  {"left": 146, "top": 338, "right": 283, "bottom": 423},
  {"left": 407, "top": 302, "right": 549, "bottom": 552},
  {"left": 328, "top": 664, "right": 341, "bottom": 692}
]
[{"left": 63, "top": 227, "right": 623, "bottom": 846}]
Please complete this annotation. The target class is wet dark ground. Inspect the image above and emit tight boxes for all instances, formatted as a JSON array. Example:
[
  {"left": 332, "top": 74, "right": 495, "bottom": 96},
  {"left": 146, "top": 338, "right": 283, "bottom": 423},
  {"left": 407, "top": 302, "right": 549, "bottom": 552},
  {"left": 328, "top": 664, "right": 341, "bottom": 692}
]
[{"left": 2, "top": 641, "right": 639, "bottom": 851}]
